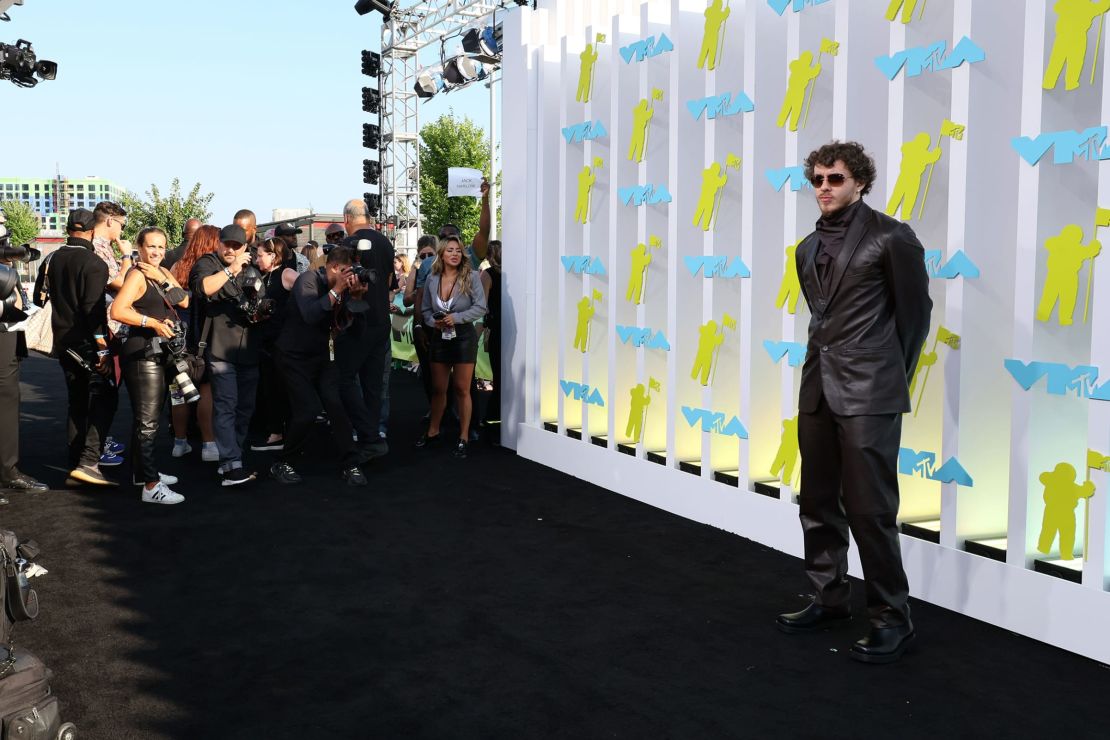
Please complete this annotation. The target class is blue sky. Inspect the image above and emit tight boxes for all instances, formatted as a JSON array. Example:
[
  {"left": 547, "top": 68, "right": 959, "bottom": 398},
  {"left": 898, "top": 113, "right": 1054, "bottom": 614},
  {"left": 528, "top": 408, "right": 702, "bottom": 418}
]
[{"left": 0, "top": 0, "right": 497, "bottom": 224}]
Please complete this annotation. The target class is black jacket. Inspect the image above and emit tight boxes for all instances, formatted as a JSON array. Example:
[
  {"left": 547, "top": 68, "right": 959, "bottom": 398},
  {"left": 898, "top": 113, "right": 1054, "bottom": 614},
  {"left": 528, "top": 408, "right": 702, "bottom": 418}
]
[
  {"left": 189, "top": 253, "right": 259, "bottom": 365},
  {"left": 276, "top": 269, "right": 334, "bottom": 356},
  {"left": 33, "top": 238, "right": 109, "bottom": 352},
  {"left": 796, "top": 201, "right": 932, "bottom": 416}
]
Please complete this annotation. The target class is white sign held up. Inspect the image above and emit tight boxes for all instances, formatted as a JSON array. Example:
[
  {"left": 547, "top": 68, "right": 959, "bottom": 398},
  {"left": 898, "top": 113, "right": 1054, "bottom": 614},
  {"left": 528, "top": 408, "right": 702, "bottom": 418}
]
[{"left": 447, "top": 167, "right": 484, "bottom": 198}]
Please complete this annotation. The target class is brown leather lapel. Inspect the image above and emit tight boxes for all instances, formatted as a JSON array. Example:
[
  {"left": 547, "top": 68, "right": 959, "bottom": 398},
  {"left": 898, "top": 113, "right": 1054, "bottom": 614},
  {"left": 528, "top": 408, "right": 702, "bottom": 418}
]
[{"left": 824, "top": 201, "right": 874, "bottom": 307}]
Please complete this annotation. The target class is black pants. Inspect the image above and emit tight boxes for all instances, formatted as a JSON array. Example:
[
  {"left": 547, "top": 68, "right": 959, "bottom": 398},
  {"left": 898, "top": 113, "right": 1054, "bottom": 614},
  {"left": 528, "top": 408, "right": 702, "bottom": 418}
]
[
  {"left": 60, "top": 351, "right": 119, "bottom": 470},
  {"left": 798, "top": 395, "right": 910, "bottom": 628},
  {"left": 485, "top": 328, "right": 501, "bottom": 424},
  {"left": 122, "top": 357, "right": 167, "bottom": 484},
  {"left": 258, "top": 348, "right": 289, "bottom": 438},
  {"left": 335, "top": 324, "right": 390, "bottom": 443},
  {"left": 412, "top": 325, "right": 434, "bottom": 403},
  {"left": 277, "top": 349, "right": 358, "bottom": 467},
  {"left": 0, "top": 333, "right": 20, "bottom": 477}
]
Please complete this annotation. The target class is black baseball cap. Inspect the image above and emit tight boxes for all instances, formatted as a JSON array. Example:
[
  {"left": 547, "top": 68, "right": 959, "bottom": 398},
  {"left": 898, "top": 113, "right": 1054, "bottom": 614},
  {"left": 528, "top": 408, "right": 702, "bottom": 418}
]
[
  {"left": 66, "top": 208, "right": 96, "bottom": 232},
  {"left": 219, "top": 224, "right": 247, "bottom": 246},
  {"left": 275, "top": 222, "right": 303, "bottom": 237}
]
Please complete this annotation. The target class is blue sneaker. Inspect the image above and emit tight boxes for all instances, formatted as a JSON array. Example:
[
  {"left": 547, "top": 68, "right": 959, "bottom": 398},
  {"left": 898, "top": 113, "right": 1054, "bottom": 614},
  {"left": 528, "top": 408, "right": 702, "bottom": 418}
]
[
  {"left": 99, "top": 452, "right": 124, "bottom": 467},
  {"left": 104, "top": 437, "right": 125, "bottom": 455}
]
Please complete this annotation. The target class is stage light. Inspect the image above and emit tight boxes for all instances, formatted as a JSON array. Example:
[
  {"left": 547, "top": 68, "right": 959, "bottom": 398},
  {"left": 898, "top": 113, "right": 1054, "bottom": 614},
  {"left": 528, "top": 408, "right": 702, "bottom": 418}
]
[
  {"left": 363, "top": 193, "right": 381, "bottom": 215},
  {"left": 362, "top": 86, "right": 380, "bottom": 114},
  {"left": 354, "top": 0, "right": 394, "bottom": 17},
  {"left": 362, "top": 123, "right": 380, "bottom": 149},
  {"left": 413, "top": 66, "right": 444, "bottom": 99},
  {"left": 361, "top": 50, "right": 381, "bottom": 77},
  {"left": 363, "top": 159, "right": 381, "bottom": 185},
  {"left": 442, "top": 55, "right": 486, "bottom": 85},
  {"left": 462, "top": 23, "right": 502, "bottom": 64}
]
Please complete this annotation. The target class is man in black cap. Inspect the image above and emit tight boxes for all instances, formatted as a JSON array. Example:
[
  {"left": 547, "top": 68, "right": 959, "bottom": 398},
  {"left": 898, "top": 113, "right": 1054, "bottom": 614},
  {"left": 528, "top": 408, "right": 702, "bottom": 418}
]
[
  {"left": 189, "top": 224, "right": 261, "bottom": 486},
  {"left": 275, "top": 222, "right": 308, "bottom": 273},
  {"left": 32, "top": 208, "right": 119, "bottom": 487},
  {"left": 324, "top": 223, "right": 345, "bottom": 251}
]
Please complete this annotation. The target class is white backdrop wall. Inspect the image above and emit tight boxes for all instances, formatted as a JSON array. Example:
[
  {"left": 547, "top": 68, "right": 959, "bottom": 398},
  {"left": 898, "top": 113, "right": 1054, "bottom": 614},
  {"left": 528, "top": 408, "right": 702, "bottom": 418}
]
[{"left": 500, "top": 0, "right": 1110, "bottom": 662}]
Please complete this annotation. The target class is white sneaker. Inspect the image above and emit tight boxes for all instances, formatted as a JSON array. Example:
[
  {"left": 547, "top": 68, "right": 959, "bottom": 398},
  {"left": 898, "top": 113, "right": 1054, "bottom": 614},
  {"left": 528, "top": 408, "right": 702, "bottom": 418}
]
[
  {"left": 141, "top": 481, "right": 185, "bottom": 505},
  {"left": 133, "top": 472, "right": 179, "bottom": 487},
  {"left": 201, "top": 442, "right": 219, "bottom": 462},
  {"left": 172, "top": 439, "right": 193, "bottom": 458}
]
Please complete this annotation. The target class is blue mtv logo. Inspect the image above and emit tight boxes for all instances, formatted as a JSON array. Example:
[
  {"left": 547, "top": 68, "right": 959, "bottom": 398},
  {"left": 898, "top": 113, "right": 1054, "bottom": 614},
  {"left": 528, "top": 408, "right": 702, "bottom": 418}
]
[
  {"left": 768, "top": 0, "right": 831, "bottom": 15},
  {"left": 561, "top": 120, "right": 608, "bottom": 144},
  {"left": 619, "top": 34, "right": 674, "bottom": 64},
  {"left": 616, "top": 325, "right": 671, "bottom": 351},
  {"left": 560, "top": 380, "right": 605, "bottom": 407},
  {"left": 898, "top": 448, "right": 974, "bottom": 487},
  {"left": 619, "top": 184, "right": 673, "bottom": 207},
  {"left": 763, "top": 340, "right": 806, "bottom": 368},
  {"left": 560, "top": 255, "right": 606, "bottom": 276},
  {"left": 686, "top": 91, "right": 755, "bottom": 121},
  {"left": 681, "top": 406, "right": 749, "bottom": 438},
  {"left": 683, "top": 255, "right": 750, "bottom": 279},
  {"left": 1011, "top": 126, "right": 1110, "bottom": 166},
  {"left": 765, "top": 166, "right": 812, "bottom": 192},
  {"left": 1004, "top": 359, "right": 1110, "bottom": 400},
  {"left": 924, "top": 250, "right": 980, "bottom": 279},
  {"left": 874, "top": 37, "right": 985, "bottom": 81}
]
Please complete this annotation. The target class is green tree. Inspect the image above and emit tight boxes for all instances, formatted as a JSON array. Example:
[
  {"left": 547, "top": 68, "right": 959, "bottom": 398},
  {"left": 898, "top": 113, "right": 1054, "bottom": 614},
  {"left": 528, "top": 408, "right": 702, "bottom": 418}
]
[
  {"left": 0, "top": 200, "right": 41, "bottom": 247},
  {"left": 119, "top": 178, "right": 214, "bottom": 245},
  {"left": 419, "top": 113, "right": 491, "bottom": 239}
]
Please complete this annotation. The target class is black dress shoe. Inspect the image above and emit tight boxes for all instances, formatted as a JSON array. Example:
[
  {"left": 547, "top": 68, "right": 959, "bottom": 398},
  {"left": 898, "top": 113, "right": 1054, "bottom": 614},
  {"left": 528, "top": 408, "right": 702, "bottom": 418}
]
[
  {"left": 776, "top": 602, "right": 852, "bottom": 634},
  {"left": 0, "top": 471, "right": 48, "bottom": 492},
  {"left": 849, "top": 623, "right": 915, "bottom": 664}
]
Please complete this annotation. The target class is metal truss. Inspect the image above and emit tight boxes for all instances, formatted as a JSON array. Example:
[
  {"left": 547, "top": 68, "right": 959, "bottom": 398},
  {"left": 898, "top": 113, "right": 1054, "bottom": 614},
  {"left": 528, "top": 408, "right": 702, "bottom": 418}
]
[{"left": 377, "top": 1, "right": 505, "bottom": 244}]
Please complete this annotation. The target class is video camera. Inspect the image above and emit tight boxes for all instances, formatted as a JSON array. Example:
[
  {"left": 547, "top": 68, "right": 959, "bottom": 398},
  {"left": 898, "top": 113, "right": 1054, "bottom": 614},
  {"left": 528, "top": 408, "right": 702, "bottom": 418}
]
[
  {"left": 0, "top": 39, "right": 56, "bottom": 88},
  {"left": 235, "top": 266, "right": 276, "bottom": 324}
]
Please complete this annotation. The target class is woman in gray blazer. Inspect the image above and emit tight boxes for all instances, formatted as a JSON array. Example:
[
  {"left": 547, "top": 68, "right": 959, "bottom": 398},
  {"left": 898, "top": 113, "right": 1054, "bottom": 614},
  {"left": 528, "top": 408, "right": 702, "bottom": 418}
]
[{"left": 417, "top": 235, "right": 488, "bottom": 457}]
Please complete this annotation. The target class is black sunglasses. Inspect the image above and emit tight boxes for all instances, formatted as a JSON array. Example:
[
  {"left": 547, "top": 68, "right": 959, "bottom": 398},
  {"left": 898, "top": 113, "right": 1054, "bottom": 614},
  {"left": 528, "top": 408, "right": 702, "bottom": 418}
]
[
  {"left": 809, "top": 173, "right": 849, "bottom": 187},
  {"left": 418, "top": 252, "right": 434, "bottom": 258}
]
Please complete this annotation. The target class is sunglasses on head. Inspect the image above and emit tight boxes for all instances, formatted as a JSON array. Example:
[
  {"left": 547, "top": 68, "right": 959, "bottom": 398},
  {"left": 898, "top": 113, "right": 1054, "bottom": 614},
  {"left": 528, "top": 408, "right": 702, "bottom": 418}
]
[{"left": 809, "top": 173, "right": 849, "bottom": 187}]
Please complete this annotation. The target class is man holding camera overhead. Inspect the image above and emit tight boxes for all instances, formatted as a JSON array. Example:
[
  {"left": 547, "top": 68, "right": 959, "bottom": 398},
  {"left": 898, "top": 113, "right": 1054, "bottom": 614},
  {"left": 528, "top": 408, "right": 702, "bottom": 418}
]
[
  {"left": 269, "top": 246, "right": 370, "bottom": 487},
  {"left": 189, "top": 223, "right": 263, "bottom": 487}
]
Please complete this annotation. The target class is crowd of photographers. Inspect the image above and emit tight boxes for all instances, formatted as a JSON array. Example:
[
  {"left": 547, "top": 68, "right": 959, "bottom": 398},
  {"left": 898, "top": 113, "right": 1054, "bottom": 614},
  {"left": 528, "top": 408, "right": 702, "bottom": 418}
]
[{"left": 0, "top": 181, "right": 496, "bottom": 504}]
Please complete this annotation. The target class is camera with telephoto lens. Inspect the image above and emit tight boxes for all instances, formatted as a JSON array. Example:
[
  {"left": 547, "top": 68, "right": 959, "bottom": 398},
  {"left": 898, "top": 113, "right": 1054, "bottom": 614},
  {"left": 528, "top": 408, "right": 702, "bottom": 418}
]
[
  {"left": 350, "top": 263, "right": 377, "bottom": 285},
  {"left": 235, "top": 265, "right": 276, "bottom": 324},
  {"left": 144, "top": 322, "right": 200, "bottom": 404}
]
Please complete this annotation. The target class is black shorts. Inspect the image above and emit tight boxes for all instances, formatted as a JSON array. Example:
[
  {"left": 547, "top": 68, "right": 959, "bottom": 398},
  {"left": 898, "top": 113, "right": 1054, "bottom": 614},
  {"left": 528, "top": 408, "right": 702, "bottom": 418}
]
[{"left": 428, "top": 323, "right": 478, "bottom": 365}]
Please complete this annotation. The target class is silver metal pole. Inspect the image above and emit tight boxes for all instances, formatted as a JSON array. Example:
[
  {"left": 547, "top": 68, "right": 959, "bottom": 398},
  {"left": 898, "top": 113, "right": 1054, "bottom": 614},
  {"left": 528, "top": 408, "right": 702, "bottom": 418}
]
[{"left": 489, "top": 72, "right": 498, "bottom": 240}]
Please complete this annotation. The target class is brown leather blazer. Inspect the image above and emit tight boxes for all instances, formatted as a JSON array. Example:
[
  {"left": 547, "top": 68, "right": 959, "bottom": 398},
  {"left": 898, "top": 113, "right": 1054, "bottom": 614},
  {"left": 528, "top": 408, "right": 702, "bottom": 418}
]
[{"left": 795, "top": 201, "right": 932, "bottom": 416}]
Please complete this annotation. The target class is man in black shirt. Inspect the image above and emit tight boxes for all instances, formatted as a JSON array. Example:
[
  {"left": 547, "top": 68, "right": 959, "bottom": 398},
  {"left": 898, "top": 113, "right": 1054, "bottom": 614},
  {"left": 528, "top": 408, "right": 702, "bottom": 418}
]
[
  {"left": 335, "top": 199, "right": 395, "bottom": 458},
  {"left": 162, "top": 217, "right": 201, "bottom": 270},
  {"left": 32, "top": 209, "right": 119, "bottom": 486},
  {"left": 270, "top": 247, "right": 368, "bottom": 486},
  {"left": 189, "top": 224, "right": 259, "bottom": 487}
]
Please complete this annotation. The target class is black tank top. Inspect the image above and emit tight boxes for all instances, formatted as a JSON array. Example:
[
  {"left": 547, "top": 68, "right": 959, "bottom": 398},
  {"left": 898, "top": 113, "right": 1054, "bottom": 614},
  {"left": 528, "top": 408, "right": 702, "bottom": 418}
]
[
  {"left": 122, "top": 269, "right": 171, "bottom": 357},
  {"left": 485, "top": 267, "right": 501, "bottom": 331}
]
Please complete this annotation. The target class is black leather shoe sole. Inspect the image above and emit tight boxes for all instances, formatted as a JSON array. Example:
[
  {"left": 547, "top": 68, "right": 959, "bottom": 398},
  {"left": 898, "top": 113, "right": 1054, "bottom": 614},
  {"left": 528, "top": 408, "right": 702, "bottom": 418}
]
[
  {"left": 776, "top": 612, "right": 852, "bottom": 634},
  {"left": 849, "top": 630, "right": 915, "bottom": 664}
]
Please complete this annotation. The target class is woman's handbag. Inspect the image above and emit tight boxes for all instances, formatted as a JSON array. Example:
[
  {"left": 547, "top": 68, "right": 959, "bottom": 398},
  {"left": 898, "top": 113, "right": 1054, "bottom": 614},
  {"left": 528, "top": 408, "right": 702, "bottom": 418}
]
[{"left": 22, "top": 257, "right": 55, "bottom": 358}]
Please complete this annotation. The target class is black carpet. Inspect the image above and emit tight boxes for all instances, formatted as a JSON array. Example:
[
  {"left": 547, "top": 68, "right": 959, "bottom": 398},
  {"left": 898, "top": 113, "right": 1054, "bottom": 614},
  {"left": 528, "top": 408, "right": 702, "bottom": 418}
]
[{"left": 2, "top": 355, "right": 1106, "bottom": 738}]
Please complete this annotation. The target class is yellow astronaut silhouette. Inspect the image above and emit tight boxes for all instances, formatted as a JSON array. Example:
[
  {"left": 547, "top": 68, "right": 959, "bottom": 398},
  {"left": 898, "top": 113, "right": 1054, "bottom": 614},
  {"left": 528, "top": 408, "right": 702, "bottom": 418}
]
[
  {"left": 885, "top": 0, "right": 921, "bottom": 24},
  {"left": 1036, "top": 225, "right": 1101, "bottom": 326},
  {"left": 572, "top": 294, "right": 597, "bottom": 353},
  {"left": 1037, "top": 462, "right": 1096, "bottom": 560},
  {"left": 885, "top": 133, "right": 942, "bottom": 221},
  {"left": 628, "top": 97, "right": 655, "bottom": 163},
  {"left": 777, "top": 51, "right": 822, "bottom": 132},
  {"left": 574, "top": 164, "right": 598, "bottom": 225},
  {"left": 770, "top": 416, "right": 800, "bottom": 486},
  {"left": 626, "top": 242, "right": 653, "bottom": 305},
  {"left": 577, "top": 43, "right": 600, "bottom": 103},
  {"left": 775, "top": 241, "right": 802, "bottom": 315},
  {"left": 1043, "top": 0, "right": 1110, "bottom": 91},
  {"left": 626, "top": 384, "right": 652, "bottom": 443},
  {"left": 908, "top": 341, "right": 937, "bottom": 399},
  {"left": 693, "top": 162, "right": 729, "bottom": 232},
  {"left": 698, "top": 0, "right": 731, "bottom": 71},
  {"left": 690, "top": 319, "right": 725, "bottom": 386}
]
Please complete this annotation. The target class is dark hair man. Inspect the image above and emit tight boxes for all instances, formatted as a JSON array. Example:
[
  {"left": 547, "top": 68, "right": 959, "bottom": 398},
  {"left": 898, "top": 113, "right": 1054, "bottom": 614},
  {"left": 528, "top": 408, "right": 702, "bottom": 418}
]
[
  {"left": 189, "top": 224, "right": 261, "bottom": 486},
  {"left": 334, "top": 198, "right": 395, "bottom": 459},
  {"left": 275, "top": 223, "right": 309, "bottom": 273},
  {"left": 777, "top": 141, "right": 931, "bottom": 664},
  {"left": 32, "top": 208, "right": 120, "bottom": 486},
  {"left": 162, "top": 217, "right": 202, "bottom": 270},
  {"left": 269, "top": 247, "right": 369, "bottom": 486},
  {"left": 91, "top": 201, "right": 133, "bottom": 296}
]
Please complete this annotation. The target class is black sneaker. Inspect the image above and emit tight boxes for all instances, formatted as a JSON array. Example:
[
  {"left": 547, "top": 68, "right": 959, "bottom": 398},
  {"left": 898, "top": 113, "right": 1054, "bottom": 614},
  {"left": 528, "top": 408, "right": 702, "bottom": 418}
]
[
  {"left": 415, "top": 432, "right": 441, "bottom": 449},
  {"left": 270, "top": 461, "right": 302, "bottom": 484},
  {"left": 221, "top": 467, "right": 256, "bottom": 487},
  {"left": 250, "top": 438, "right": 285, "bottom": 452},
  {"left": 358, "top": 439, "right": 389, "bottom": 460},
  {"left": 341, "top": 466, "right": 367, "bottom": 486},
  {"left": 453, "top": 439, "right": 469, "bottom": 459}
]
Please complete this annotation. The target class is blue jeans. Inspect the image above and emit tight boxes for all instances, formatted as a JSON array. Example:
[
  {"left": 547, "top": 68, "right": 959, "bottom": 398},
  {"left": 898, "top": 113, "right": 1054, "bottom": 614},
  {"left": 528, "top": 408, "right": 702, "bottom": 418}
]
[{"left": 208, "top": 359, "right": 259, "bottom": 467}]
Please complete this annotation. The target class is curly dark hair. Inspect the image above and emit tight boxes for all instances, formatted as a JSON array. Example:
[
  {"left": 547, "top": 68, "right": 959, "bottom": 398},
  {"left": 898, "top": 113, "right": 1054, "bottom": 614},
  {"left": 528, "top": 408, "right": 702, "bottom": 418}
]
[{"left": 803, "top": 140, "right": 877, "bottom": 197}]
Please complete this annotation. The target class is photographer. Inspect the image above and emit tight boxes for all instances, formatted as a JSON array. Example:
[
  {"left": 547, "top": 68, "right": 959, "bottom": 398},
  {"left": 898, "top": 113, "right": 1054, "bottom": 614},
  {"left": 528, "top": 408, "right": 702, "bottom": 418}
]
[
  {"left": 249, "top": 238, "right": 297, "bottom": 453},
  {"left": 0, "top": 212, "right": 47, "bottom": 495},
  {"left": 109, "top": 227, "right": 187, "bottom": 504},
  {"left": 33, "top": 209, "right": 118, "bottom": 487},
  {"left": 189, "top": 224, "right": 262, "bottom": 487},
  {"left": 270, "top": 247, "right": 369, "bottom": 486}
]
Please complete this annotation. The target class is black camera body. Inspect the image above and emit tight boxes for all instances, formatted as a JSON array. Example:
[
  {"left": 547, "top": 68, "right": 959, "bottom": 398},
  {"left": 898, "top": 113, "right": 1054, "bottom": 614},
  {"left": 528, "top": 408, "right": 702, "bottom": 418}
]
[
  {"left": 350, "top": 263, "right": 377, "bottom": 285},
  {"left": 235, "top": 265, "right": 276, "bottom": 324},
  {"left": 143, "top": 323, "right": 200, "bottom": 404}
]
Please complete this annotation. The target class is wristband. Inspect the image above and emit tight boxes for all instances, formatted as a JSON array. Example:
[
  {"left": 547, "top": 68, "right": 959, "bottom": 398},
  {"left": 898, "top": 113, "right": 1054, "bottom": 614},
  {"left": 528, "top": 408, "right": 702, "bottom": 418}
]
[
  {"left": 329, "top": 289, "right": 341, "bottom": 302},
  {"left": 224, "top": 267, "right": 234, "bottom": 280},
  {"left": 162, "top": 281, "right": 172, "bottom": 291},
  {"left": 96, "top": 349, "right": 110, "bottom": 358},
  {"left": 140, "top": 316, "right": 148, "bottom": 328}
]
